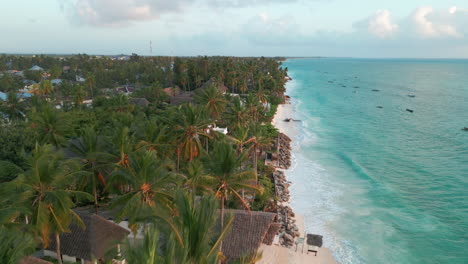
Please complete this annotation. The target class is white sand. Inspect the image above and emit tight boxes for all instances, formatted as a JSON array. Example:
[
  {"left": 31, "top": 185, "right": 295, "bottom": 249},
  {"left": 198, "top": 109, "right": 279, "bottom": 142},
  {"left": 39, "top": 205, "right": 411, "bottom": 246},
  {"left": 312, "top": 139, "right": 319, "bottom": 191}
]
[{"left": 264, "top": 101, "right": 338, "bottom": 264}]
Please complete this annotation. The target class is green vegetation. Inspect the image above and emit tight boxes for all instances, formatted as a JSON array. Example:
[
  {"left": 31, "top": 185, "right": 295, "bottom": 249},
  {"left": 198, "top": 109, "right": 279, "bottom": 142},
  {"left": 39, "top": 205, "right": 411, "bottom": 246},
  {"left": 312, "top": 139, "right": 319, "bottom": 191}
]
[{"left": 0, "top": 54, "right": 288, "bottom": 263}]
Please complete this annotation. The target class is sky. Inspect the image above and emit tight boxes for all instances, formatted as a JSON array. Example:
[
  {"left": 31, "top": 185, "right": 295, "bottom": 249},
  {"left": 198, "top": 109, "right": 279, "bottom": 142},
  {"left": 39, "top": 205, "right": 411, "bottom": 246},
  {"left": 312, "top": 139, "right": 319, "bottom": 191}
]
[{"left": 1, "top": 0, "right": 467, "bottom": 58}]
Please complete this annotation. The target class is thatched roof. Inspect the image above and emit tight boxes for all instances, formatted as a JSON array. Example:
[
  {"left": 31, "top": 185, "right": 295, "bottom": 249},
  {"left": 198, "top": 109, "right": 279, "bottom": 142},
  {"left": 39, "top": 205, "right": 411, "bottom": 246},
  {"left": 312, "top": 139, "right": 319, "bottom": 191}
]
[
  {"left": 262, "top": 222, "right": 281, "bottom": 245},
  {"left": 221, "top": 210, "right": 277, "bottom": 260},
  {"left": 306, "top": 234, "right": 323, "bottom": 247},
  {"left": 163, "top": 86, "right": 181, "bottom": 96},
  {"left": 20, "top": 256, "right": 52, "bottom": 264},
  {"left": 169, "top": 91, "right": 195, "bottom": 105},
  {"left": 129, "top": 97, "right": 150, "bottom": 107},
  {"left": 47, "top": 211, "right": 130, "bottom": 261},
  {"left": 199, "top": 78, "right": 228, "bottom": 94}
]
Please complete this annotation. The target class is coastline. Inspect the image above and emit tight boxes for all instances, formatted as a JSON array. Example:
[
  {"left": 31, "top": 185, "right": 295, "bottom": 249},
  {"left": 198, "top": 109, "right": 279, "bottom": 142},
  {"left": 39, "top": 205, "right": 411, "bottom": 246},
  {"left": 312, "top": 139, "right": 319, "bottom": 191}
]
[{"left": 259, "top": 96, "right": 337, "bottom": 264}]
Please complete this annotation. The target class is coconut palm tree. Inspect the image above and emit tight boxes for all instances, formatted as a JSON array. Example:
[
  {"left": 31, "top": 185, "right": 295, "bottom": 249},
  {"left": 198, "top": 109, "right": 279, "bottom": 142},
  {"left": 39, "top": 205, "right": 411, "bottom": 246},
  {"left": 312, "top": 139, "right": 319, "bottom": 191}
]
[
  {"left": 194, "top": 84, "right": 227, "bottom": 120},
  {"left": 121, "top": 225, "right": 166, "bottom": 264},
  {"left": 85, "top": 72, "right": 96, "bottom": 98},
  {"left": 248, "top": 124, "right": 273, "bottom": 182},
  {"left": 107, "top": 150, "right": 179, "bottom": 233},
  {"left": 111, "top": 126, "right": 135, "bottom": 169},
  {"left": 5, "top": 144, "right": 92, "bottom": 264},
  {"left": 31, "top": 104, "right": 69, "bottom": 147},
  {"left": 181, "top": 160, "right": 215, "bottom": 195},
  {"left": 172, "top": 104, "right": 211, "bottom": 168},
  {"left": 0, "top": 91, "right": 25, "bottom": 122},
  {"left": 39, "top": 80, "right": 53, "bottom": 97},
  {"left": 202, "top": 141, "right": 259, "bottom": 250},
  {"left": 244, "top": 94, "right": 262, "bottom": 123},
  {"left": 226, "top": 97, "right": 249, "bottom": 128},
  {"left": 167, "top": 190, "right": 234, "bottom": 264},
  {"left": 228, "top": 126, "right": 255, "bottom": 155},
  {"left": 69, "top": 126, "right": 115, "bottom": 213},
  {"left": 135, "top": 119, "right": 172, "bottom": 159},
  {"left": 0, "top": 227, "right": 37, "bottom": 264}
]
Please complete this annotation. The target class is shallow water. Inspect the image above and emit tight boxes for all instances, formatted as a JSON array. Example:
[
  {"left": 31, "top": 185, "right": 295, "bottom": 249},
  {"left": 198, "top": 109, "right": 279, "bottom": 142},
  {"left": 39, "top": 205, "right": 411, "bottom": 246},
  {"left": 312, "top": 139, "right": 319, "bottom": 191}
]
[{"left": 282, "top": 58, "right": 468, "bottom": 264}]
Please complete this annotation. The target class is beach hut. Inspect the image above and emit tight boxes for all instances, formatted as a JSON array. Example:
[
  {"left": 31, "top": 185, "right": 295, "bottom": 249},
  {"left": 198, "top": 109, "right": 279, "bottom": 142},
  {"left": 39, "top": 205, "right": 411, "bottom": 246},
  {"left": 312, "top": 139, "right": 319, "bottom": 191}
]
[
  {"left": 129, "top": 97, "right": 150, "bottom": 107},
  {"left": 221, "top": 210, "right": 279, "bottom": 261},
  {"left": 199, "top": 77, "right": 228, "bottom": 94},
  {"left": 20, "top": 256, "right": 52, "bottom": 264},
  {"left": 44, "top": 211, "right": 130, "bottom": 264}
]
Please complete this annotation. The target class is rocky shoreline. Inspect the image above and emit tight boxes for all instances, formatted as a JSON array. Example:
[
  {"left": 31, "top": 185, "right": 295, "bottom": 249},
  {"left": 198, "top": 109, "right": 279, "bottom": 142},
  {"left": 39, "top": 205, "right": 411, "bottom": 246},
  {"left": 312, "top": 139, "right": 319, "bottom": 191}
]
[
  {"left": 272, "top": 131, "right": 300, "bottom": 247},
  {"left": 277, "top": 133, "right": 292, "bottom": 169}
]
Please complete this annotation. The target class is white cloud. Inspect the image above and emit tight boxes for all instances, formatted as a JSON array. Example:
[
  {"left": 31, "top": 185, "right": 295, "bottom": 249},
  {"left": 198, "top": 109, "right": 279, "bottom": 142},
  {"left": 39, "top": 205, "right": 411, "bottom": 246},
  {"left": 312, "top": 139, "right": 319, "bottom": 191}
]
[
  {"left": 411, "top": 6, "right": 462, "bottom": 38},
  {"left": 368, "top": 10, "right": 398, "bottom": 38},
  {"left": 62, "top": 0, "right": 194, "bottom": 27}
]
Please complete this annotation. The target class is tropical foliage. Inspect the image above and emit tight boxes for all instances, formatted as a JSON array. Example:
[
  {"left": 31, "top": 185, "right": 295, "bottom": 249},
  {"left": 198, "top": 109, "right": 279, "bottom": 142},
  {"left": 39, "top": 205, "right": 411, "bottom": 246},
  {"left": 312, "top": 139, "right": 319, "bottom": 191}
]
[{"left": 0, "top": 54, "right": 288, "bottom": 263}]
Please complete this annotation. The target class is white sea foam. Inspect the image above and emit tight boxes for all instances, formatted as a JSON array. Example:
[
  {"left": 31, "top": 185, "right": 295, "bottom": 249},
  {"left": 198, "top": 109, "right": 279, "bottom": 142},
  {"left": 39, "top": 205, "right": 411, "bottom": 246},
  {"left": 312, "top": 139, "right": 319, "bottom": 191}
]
[{"left": 283, "top": 84, "right": 364, "bottom": 264}]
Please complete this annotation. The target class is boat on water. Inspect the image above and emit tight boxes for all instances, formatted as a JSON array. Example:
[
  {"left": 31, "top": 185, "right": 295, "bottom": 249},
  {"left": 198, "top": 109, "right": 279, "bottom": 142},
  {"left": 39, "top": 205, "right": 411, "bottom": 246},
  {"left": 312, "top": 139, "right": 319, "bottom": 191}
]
[
  {"left": 408, "top": 94, "right": 416, "bottom": 98},
  {"left": 462, "top": 127, "right": 468, "bottom": 131},
  {"left": 372, "top": 89, "right": 380, "bottom": 92},
  {"left": 406, "top": 109, "right": 414, "bottom": 113}
]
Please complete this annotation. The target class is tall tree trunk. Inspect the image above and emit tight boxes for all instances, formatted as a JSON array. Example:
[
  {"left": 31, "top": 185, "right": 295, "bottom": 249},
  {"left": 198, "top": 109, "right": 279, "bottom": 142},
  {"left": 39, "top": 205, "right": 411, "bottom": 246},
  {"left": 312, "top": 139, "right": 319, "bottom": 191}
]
[
  {"left": 55, "top": 233, "right": 62, "bottom": 264},
  {"left": 176, "top": 148, "right": 180, "bottom": 172},
  {"left": 219, "top": 196, "right": 225, "bottom": 255},
  {"left": 253, "top": 145, "right": 258, "bottom": 183},
  {"left": 93, "top": 183, "right": 98, "bottom": 214}
]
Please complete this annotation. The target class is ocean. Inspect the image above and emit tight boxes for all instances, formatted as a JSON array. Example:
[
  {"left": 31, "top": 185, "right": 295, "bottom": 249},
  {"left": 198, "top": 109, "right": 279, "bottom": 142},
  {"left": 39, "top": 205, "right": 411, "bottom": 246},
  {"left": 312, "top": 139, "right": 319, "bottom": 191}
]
[{"left": 282, "top": 58, "right": 468, "bottom": 264}]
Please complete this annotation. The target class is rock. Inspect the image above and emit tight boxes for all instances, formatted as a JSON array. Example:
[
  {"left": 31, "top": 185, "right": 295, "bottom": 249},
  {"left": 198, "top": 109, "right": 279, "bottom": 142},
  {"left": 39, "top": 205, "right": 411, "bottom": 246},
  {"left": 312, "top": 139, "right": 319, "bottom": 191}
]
[{"left": 283, "top": 233, "right": 293, "bottom": 242}]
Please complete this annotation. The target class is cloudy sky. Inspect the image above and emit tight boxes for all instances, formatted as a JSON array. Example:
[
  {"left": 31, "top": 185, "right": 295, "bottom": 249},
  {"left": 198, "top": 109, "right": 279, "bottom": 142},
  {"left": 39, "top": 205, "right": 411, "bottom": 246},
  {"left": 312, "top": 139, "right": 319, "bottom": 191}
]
[{"left": 1, "top": 0, "right": 467, "bottom": 57}]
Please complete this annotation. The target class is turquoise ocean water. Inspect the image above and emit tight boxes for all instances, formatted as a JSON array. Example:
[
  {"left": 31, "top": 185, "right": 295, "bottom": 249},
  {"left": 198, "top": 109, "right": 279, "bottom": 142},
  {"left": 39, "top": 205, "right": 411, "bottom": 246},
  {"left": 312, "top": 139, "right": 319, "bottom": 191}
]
[{"left": 282, "top": 58, "right": 468, "bottom": 264}]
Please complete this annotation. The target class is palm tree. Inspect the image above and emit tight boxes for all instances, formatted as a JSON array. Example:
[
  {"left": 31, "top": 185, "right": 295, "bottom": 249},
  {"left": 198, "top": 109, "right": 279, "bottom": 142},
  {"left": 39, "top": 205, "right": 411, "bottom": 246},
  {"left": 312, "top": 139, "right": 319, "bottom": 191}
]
[
  {"left": 172, "top": 104, "right": 211, "bottom": 168},
  {"left": 121, "top": 224, "right": 168, "bottom": 264},
  {"left": 39, "top": 80, "right": 53, "bottom": 97},
  {"left": 73, "top": 84, "right": 87, "bottom": 106},
  {"left": 167, "top": 190, "right": 234, "bottom": 264},
  {"left": 248, "top": 124, "right": 273, "bottom": 182},
  {"left": 228, "top": 126, "right": 254, "bottom": 155},
  {"left": 5, "top": 144, "right": 92, "bottom": 264},
  {"left": 107, "top": 151, "right": 179, "bottom": 233},
  {"left": 227, "top": 97, "right": 249, "bottom": 128},
  {"left": 112, "top": 126, "right": 134, "bottom": 169},
  {"left": 85, "top": 72, "right": 96, "bottom": 98},
  {"left": 244, "top": 94, "right": 262, "bottom": 123},
  {"left": 181, "top": 160, "right": 215, "bottom": 195},
  {"left": 31, "top": 105, "right": 69, "bottom": 147},
  {"left": 194, "top": 84, "right": 227, "bottom": 120},
  {"left": 0, "top": 227, "right": 37, "bottom": 264},
  {"left": 136, "top": 120, "right": 172, "bottom": 159},
  {"left": 0, "top": 91, "right": 25, "bottom": 122},
  {"left": 203, "top": 141, "right": 259, "bottom": 251},
  {"left": 70, "top": 126, "right": 115, "bottom": 213}
]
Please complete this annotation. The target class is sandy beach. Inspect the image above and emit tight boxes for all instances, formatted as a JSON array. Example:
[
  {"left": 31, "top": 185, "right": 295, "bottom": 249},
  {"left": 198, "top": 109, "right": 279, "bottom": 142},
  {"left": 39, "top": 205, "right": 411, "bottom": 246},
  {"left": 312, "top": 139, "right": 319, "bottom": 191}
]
[{"left": 261, "top": 101, "right": 337, "bottom": 264}]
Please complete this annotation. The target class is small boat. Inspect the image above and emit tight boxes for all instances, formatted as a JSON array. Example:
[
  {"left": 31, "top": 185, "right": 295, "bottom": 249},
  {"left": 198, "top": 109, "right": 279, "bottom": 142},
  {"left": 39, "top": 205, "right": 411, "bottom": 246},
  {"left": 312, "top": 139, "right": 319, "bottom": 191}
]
[
  {"left": 377, "top": 106, "right": 383, "bottom": 109},
  {"left": 372, "top": 89, "right": 380, "bottom": 92},
  {"left": 408, "top": 94, "right": 416, "bottom": 98},
  {"left": 354, "top": 86, "right": 359, "bottom": 88},
  {"left": 462, "top": 127, "right": 468, "bottom": 131},
  {"left": 284, "top": 118, "right": 292, "bottom": 122},
  {"left": 406, "top": 109, "right": 414, "bottom": 113}
]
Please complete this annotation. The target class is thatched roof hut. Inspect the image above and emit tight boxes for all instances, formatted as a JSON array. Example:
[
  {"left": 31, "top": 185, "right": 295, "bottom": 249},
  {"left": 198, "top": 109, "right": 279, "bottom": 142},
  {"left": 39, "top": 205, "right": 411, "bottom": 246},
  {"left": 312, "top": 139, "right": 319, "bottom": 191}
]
[
  {"left": 46, "top": 211, "right": 130, "bottom": 262},
  {"left": 20, "top": 256, "right": 52, "bottom": 264},
  {"left": 129, "top": 97, "right": 150, "bottom": 107},
  {"left": 221, "top": 210, "right": 277, "bottom": 261},
  {"left": 169, "top": 91, "right": 195, "bottom": 105},
  {"left": 163, "top": 86, "right": 182, "bottom": 96},
  {"left": 262, "top": 222, "right": 282, "bottom": 245},
  {"left": 199, "top": 77, "right": 228, "bottom": 94}
]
